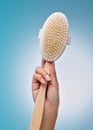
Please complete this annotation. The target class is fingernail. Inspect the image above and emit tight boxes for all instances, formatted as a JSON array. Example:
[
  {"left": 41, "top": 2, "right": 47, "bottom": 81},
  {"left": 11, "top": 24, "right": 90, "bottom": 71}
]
[
  {"left": 40, "top": 79, "right": 46, "bottom": 84},
  {"left": 45, "top": 74, "right": 51, "bottom": 81}
]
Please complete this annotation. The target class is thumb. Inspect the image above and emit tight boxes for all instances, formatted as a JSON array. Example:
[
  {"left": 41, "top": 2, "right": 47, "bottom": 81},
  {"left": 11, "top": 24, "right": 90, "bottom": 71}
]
[{"left": 49, "top": 62, "right": 59, "bottom": 88}]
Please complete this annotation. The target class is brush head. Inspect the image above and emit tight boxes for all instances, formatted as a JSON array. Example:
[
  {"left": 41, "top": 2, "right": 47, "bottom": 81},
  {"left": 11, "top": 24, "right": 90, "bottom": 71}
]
[{"left": 39, "top": 12, "right": 70, "bottom": 62}]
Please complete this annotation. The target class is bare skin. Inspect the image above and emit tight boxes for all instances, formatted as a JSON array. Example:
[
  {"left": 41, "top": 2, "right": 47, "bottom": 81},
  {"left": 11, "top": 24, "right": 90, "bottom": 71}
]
[{"left": 32, "top": 60, "right": 59, "bottom": 130}]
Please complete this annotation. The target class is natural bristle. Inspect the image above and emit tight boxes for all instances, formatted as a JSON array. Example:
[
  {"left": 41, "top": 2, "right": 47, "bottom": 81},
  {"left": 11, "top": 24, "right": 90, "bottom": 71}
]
[{"left": 40, "top": 12, "right": 69, "bottom": 61}]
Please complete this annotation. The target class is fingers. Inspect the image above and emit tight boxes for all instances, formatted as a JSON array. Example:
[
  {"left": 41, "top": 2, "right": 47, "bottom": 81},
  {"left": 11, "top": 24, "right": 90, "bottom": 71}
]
[
  {"left": 33, "top": 73, "right": 46, "bottom": 84},
  {"left": 32, "top": 65, "right": 51, "bottom": 102},
  {"left": 35, "top": 66, "right": 51, "bottom": 82},
  {"left": 40, "top": 59, "right": 58, "bottom": 89},
  {"left": 32, "top": 66, "right": 51, "bottom": 89}
]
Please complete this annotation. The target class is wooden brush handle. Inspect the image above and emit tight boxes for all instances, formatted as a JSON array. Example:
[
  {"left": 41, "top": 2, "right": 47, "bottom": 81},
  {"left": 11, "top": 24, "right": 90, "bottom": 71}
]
[{"left": 29, "top": 62, "right": 50, "bottom": 130}]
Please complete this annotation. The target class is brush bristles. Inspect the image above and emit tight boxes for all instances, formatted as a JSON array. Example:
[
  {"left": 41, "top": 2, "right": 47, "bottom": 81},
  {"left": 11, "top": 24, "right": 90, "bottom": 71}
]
[{"left": 40, "top": 12, "right": 69, "bottom": 62}]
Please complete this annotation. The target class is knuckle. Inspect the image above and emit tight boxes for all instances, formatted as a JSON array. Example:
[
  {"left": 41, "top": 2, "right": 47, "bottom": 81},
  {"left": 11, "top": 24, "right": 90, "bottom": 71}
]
[
  {"left": 32, "top": 74, "right": 36, "bottom": 79},
  {"left": 35, "top": 66, "right": 40, "bottom": 72},
  {"left": 38, "top": 75, "right": 42, "bottom": 80}
]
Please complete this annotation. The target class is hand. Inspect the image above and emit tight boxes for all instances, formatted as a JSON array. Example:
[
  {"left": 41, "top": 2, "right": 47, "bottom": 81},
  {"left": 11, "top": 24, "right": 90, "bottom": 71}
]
[{"left": 32, "top": 59, "right": 59, "bottom": 130}]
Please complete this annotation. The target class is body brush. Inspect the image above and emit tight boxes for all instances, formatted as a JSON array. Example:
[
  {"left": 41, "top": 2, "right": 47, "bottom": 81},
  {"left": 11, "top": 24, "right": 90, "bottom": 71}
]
[{"left": 30, "top": 12, "right": 71, "bottom": 130}]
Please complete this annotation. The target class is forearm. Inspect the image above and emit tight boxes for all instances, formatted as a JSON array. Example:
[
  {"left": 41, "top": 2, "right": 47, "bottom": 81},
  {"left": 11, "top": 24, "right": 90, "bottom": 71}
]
[{"left": 40, "top": 109, "right": 58, "bottom": 130}]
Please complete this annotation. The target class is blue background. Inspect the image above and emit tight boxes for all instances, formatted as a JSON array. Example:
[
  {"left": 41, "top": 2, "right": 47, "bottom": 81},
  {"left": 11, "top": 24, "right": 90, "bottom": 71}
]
[{"left": 0, "top": 0, "right": 93, "bottom": 130}]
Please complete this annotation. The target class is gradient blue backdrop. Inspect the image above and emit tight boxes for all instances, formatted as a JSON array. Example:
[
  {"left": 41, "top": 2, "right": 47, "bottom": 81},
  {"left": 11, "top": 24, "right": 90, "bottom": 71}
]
[{"left": 0, "top": 0, "right": 93, "bottom": 130}]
